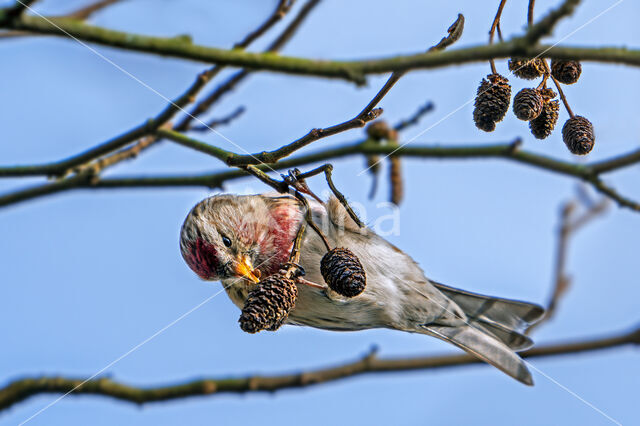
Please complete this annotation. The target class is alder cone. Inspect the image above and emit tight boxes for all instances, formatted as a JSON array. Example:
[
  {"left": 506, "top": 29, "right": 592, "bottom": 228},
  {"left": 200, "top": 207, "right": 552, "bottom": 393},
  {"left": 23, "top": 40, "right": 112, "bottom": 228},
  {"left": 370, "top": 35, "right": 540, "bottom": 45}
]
[
  {"left": 513, "top": 88, "right": 544, "bottom": 121},
  {"left": 529, "top": 99, "right": 559, "bottom": 139},
  {"left": 551, "top": 60, "right": 582, "bottom": 84},
  {"left": 473, "top": 73, "right": 511, "bottom": 132},
  {"left": 239, "top": 274, "right": 298, "bottom": 333},
  {"left": 508, "top": 57, "right": 545, "bottom": 80},
  {"left": 320, "top": 248, "right": 366, "bottom": 298},
  {"left": 366, "top": 120, "right": 397, "bottom": 141},
  {"left": 562, "top": 116, "right": 595, "bottom": 155}
]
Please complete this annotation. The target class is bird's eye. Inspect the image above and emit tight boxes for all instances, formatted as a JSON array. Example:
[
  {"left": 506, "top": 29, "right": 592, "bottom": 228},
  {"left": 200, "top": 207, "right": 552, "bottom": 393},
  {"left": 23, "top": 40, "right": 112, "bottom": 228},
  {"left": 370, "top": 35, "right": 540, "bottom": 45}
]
[{"left": 221, "top": 235, "right": 232, "bottom": 248}]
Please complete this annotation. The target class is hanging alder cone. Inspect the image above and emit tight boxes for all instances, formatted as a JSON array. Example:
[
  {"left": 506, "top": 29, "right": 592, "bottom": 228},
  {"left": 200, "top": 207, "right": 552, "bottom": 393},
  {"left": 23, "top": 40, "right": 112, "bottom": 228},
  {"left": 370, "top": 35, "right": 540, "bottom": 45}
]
[
  {"left": 562, "top": 116, "right": 595, "bottom": 155},
  {"left": 551, "top": 60, "right": 582, "bottom": 84},
  {"left": 513, "top": 88, "right": 544, "bottom": 121},
  {"left": 366, "top": 120, "right": 398, "bottom": 141},
  {"left": 508, "top": 57, "right": 545, "bottom": 80},
  {"left": 529, "top": 99, "right": 559, "bottom": 139},
  {"left": 320, "top": 248, "right": 366, "bottom": 298},
  {"left": 473, "top": 73, "right": 511, "bottom": 132},
  {"left": 239, "top": 273, "right": 298, "bottom": 333}
]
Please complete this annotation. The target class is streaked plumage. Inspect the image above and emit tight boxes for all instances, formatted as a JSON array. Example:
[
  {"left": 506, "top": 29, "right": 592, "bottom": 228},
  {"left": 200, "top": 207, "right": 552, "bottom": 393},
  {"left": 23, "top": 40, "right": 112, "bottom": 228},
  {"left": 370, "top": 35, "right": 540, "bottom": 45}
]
[{"left": 180, "top": 193, "right": 544, "bottom": 385}]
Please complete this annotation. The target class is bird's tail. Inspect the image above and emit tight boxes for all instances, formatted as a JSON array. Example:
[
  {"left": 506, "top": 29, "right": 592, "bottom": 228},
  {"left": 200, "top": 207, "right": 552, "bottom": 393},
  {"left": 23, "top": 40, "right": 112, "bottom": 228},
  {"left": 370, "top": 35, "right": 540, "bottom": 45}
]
[{"left": 420, "top": 282, "right": 545, "bottom": 385}]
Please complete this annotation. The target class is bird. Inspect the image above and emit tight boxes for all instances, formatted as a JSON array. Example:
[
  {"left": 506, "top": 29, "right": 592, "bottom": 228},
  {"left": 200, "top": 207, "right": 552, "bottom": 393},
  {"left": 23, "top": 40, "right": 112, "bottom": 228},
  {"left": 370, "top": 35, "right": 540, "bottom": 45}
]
[{"left": 180, "top": 192, "right": 544, "bottom": 385}]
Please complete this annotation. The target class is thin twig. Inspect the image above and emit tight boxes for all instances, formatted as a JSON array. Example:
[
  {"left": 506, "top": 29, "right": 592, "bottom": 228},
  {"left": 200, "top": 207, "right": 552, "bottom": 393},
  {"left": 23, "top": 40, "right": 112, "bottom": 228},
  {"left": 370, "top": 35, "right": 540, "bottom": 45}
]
[
  {"left": 0, "top": 0, "right": 304, "bottom": 178},
  {"left": 393, "top": 101, "right": 435, "bottom": 132},
  {"left": 66, "top": 0, "right": 123, "bottom": 20},
  {"left": 233, "top": 0, "right": 294, "bottom": 49},
  {"left": 1, "top": 325, "right": 637, "bottom": 411},
  {"left": 528, "top": 0, "right": 536, "bottom": 27},
  {"left": 294, "top": 164, "right": 365, "bottom": 228},
  {"left": 187, "top": 106, "right": 246, "bottom": 132},
  {"left": 226, "top": 13, "right": 464, "bottom": 167},
  {"left": 528, "top": 193, "right": 608, "bottom": 334},
  {"left": 488, "top": 0, "right": 508, "bottom": 74},
  {"left": 174, "top": 0, "right": 321, "bottom": 131},
  {"left": 587, "top": 177, "right": 640, "bottom": 211}
]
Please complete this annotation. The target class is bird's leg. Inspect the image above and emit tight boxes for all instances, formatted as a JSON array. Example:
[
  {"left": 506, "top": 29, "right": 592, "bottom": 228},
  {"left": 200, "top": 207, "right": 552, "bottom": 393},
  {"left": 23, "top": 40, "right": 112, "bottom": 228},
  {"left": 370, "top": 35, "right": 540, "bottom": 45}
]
[{"left": 292, "top": 164, "right": 365, "bottom": 229}]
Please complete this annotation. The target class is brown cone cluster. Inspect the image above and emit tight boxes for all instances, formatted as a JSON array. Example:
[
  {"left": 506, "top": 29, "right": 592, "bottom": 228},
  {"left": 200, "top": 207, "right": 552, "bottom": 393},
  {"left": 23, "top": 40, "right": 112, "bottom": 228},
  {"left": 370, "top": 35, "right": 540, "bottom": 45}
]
[
  {"left": 366, "top": 120, "right": 398, "bottom": 141},
  {"left": 551, "top": 60, "right": 582, "bottom": 85},
  {"left": 513, "top": 88, "right": 544, "bottom": 121},
  {"left": 320, "top": 248, "right": 366, "bottom": 298},
  {"left": 473, "top": 73, "right": 511, "bottom": 132},
  {"left": 508, "top": 57, "right": 545, "bottom": 80},
  {"left": 562, "top": 116, "right": 595, "bottom": 155},
  {"left": 239, "top": 274, "right": 298, "bottom": 333}
]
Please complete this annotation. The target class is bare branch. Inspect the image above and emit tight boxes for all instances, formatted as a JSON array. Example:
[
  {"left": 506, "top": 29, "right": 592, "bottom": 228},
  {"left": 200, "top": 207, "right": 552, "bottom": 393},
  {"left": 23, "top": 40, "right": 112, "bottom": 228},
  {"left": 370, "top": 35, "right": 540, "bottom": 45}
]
[
  {"left": 233, "top": 0, "right": 294, "bottom": 49},
  {"left": 528, "top": 193, "right": 609, "bottom": 334},
  {"left": 0, "top": 0, "right": 307, "bottom": 178},
  {"left": 4, "top": 2, "right": 636, "bottom": 83},
  {"left": 174, "top": 0, "right": 322, "bottom": 131},
  {"left": 0, "top": 0, "right": 122, "bottom": 39},
  {"left": 187, "top": 106, "right": 246, "bottom": 132},
  {"left": 519, "top": 0, "right": 580, "bottom": 47},
  {"left": 226, "top": 13, "right": 464, "bottom": 166},
  {"left": 3, "top": 137, "right": 640, "bottom": 211},
  {"left": 1, "top": 325, "right": 637, "bottom": 411},
  {"left": 587, "top": 177, "right": 640, "bottom": 212},
  {"left": 65, "top": 0, "right": 123, "bottom": 20},
  {"left": 393, "top": 101, "right": 435, "bottom": 132}
]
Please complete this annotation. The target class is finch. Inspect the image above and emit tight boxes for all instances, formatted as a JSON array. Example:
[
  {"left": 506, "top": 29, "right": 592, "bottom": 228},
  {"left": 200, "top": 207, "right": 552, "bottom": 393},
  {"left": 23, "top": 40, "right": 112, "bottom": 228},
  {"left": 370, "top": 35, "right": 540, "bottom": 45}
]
[{"left": 180, "top": 193, "right": 544, "bottom": 385}]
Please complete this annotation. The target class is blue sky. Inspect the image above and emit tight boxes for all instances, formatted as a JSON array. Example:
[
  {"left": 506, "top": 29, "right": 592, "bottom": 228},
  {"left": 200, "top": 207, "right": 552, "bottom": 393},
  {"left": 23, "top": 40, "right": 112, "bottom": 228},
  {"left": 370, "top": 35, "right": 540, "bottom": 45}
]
[{"left": 1, "top": 0, "right": 639, "bottom": 425}]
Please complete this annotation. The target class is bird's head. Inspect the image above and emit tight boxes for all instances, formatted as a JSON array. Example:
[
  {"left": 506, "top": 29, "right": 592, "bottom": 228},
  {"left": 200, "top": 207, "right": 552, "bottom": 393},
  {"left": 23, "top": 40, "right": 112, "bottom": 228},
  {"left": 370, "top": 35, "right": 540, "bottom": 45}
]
[{"left": 179, "top": 194, "right": 302, "bottom": 283}]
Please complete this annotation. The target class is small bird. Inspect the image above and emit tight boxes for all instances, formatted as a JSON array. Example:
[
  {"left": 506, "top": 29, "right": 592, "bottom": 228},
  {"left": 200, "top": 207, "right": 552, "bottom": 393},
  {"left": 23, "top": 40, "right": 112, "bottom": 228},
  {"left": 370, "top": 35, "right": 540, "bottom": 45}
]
[{"left": 180, "top": 193, "right": 544, "bottom": 385}]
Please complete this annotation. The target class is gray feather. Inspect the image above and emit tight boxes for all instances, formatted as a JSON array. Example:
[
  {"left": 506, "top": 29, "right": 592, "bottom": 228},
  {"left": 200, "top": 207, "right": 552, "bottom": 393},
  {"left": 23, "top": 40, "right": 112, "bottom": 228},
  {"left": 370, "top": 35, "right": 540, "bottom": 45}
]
[
  {"left": 431, "top": 281, "right": 545, "bottom": 333},
  {"left": 471, "top": 319, "right": 535, "bottom": 351},
  {"left": 420, "top": 324, "right": 534, "bottom": 386}
]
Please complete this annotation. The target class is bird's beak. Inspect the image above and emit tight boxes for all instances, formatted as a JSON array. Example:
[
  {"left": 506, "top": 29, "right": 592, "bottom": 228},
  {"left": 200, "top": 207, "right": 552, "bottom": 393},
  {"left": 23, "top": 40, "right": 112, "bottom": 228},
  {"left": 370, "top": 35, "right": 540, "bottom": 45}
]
[{"left": 234, "top": 255, "right": 260, "bottom": 283}]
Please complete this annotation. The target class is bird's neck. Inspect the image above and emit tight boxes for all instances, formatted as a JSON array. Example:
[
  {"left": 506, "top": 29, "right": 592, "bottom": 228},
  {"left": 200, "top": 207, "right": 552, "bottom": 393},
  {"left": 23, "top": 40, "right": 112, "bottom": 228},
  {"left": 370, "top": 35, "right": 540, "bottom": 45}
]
[{"left": 255, "top": 200, "right": 304, "bottom": 277}]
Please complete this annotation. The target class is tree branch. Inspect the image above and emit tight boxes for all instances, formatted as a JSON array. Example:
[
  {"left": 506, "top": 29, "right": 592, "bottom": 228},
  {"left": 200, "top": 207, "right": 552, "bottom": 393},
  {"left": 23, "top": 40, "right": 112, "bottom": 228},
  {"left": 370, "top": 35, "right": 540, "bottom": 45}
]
[
  {"left": 528, "top": 193, "right": 609, "bottom": 334},
  {"left": 225, "top": 13, "right": 464, "bottom": 166},
  {"left": 3, "top": 2, "right": 639, "bottom": 83},
  {"left": 0, "top": 0, "right": 306, "bottom": 178},
  {"left": 520, "top": 0, "right": 580, "bottom": 46},
  {"left": 174, "top": 0, "right": 321, "bottom": 132},
  {"left": 232, "top": 0, "right": 294, "bottom": 49},
  {"left": 187, "top": 106, "right": 246, "bottom": 132},
  {"left": 1, "top": 324, "right": 637, "bottom": 411},
  {"left": 3, "top": 138, "right": 640, "bottom": 210}
]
